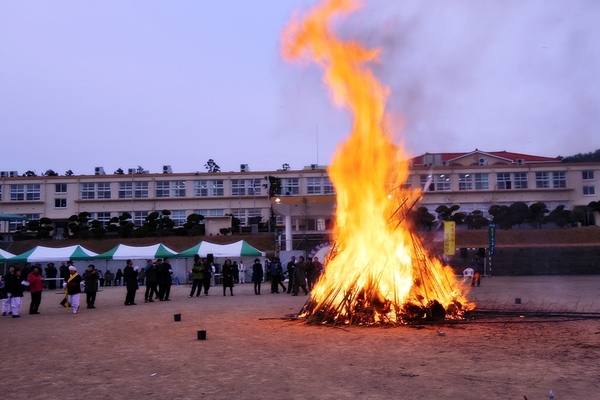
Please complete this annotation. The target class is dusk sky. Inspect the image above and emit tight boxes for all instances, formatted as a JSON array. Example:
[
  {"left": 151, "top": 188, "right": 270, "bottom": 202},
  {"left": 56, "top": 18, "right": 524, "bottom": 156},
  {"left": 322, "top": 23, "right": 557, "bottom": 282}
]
[{"left": 1, "top": 0, "right": 598, "bottom": 176}]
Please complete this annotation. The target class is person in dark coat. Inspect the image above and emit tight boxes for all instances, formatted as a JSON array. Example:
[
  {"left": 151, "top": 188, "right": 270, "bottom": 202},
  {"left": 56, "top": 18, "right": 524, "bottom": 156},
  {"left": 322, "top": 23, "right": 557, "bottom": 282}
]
[
  {"left": 59, "top": 262, "right": 69, "bottom": 282},
  {"left": 123, "top": 260, "right": 138, "bottom": 305},
  {"left": 251, "top": 258, "right": 264, "bottom": 295},
  {"left": 286, "top": 256, "right": 296, "bottom": 294},
  {"left": 44, "top": 263, "right": 58, "bottom": 290},
  {"left": 292, "top": 256, "right": 309, "bottom": 296},
  {"left": 10, "top": 269, "right": 26, "bottom": 318},
  {"left": 158, "top": 258, "right": 173, "bottom": 301},
  {"left": 115, "top": 269, "right": 123, "bottom": 286},
  {"left": 221, "top": 259, "right": 235, "bottom": 296},
  {"left": 144, "top": 260, "right": 158, "bottom": 303},
  {"left": 2, "top": 265, "right": 16, "bottom": 316},
  {"left": 202, "top": 259, "right": 212, "bottom": 296},
  {"left": 82, "top": 264, "right": 99, "bottom": 309}
]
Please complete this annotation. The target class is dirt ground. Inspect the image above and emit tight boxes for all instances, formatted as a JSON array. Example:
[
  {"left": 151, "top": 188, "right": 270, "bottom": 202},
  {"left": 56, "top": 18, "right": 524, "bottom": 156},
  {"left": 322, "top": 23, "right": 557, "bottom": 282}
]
[{"left": 1, "top": 276, "right": 599, "bottom": 399}]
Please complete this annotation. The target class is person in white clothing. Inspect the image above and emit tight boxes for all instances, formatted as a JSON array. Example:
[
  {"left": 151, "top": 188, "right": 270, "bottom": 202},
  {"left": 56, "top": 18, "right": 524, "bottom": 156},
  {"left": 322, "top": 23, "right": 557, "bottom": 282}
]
[{"left": 238, "top": 260, "right": 246, "bottom": 284}]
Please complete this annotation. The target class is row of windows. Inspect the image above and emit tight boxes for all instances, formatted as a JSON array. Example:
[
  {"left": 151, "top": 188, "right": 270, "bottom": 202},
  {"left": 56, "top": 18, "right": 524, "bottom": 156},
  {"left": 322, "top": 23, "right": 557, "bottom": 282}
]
[{"left": 418, "top": 172, "right": 570, "bottom": 192}]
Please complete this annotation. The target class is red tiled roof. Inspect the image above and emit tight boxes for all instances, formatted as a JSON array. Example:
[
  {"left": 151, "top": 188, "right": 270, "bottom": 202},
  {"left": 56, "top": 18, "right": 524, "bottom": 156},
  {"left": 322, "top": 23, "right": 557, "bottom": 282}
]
[{"left": 409, "top": 149, "right": 561, "bottom": 165}]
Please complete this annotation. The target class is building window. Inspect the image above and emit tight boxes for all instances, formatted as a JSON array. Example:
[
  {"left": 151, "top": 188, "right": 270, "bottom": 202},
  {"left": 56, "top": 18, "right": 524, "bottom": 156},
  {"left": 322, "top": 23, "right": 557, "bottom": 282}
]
[
  {"left": 247, "top": 179, "right": 261, "bottom": 196},
  {"left": 134, "top": 182, "right": 148, "bottom": 198},
  {"left": 9, "top": 213, "right": 39, "bottom": 232},
  {"left": 420, "top": 175, "right": 435, "bottom": 192},
  {"left": 170, "top": 210, "right": 187, "bottom": 227},
  {"left": 582, "top": 170, "right": 595, "bottom": 180},
  {"left": 496, "top": 173, "right": 512, "bottom": 190},
  {"left": 283, "top": 178, "right": 299, "bottom": 195},
  {"left": 231, "top": 208, "right": 262, "bottom": 226},
  {"left": 172, "top": 181, "right": 186, "bottom": 197},
  {"left": 458, "top": 174, "right": 473, "bottom": 191},
  {"left": 54, "top": 198, "right": 67, "bottom": 208},
  {"left": 552, "top": 171, "right": 566, "bottom": 188},
  {"left": 10, "top": 185, "right": 25, "bottom": 201},
  {"left": 474, "top": 173, "right": 489, "bottom": 190},
  {"left": 55, "top": 183, "right": 67, "bottom": 193},
  {"left": 324, "top": 176, "right": 335, "bottom": 194},
  {"left": 194, "top": 209, "right": 225, "bottom": 217},
  {"left": 307, "top": 177, "right": 322, "bottom": 194},
  {"left": 97, "top": 183, "right": 111, "bottom": 199},
  {"left": 513, "top": 172, "right": 528, "bottom": 189},
  {"left": 231, "top": 179, "right": 246, "bottom": 196},
  {"left": 26, "top": 184, "right": 41, "bottom": 201},
  {"left": 95, "top": 212, "right": 112, "bottom": 227},
  {"left": 583, "top": 186, "right": 596, "bottom": 196},
  {"left": 118, "top": 182, "right": 133, "bottom": 199},
  {"left": 133, "top": 211, "right": 148, "bottom": 227},
  {"left": 81, "top": 183, "right": 95, "bottom": 200},
  {"left": 156, "top": 181, "right": 170, "bottom": 198},
  {"left": 435, "top": 174, "right": 451, "bottom": 191},
  {"left": 194, "top": 180, "right": 224, "bottom": 197},
  {"left": 535, "top": 172, "right": 550, "bottom": 189}
]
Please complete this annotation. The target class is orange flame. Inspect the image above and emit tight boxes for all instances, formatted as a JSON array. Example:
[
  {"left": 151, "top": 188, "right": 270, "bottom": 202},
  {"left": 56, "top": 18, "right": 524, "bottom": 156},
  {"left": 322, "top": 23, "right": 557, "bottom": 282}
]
[{"left": 283, "top": 0, "right": 471, "bottom": 325}]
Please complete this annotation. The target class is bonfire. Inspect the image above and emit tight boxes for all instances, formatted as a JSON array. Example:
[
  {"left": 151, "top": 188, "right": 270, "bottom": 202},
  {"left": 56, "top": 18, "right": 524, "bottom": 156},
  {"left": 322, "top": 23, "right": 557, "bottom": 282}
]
[{"left": 282, "top": 0, "right": 472, "bottom": 326}]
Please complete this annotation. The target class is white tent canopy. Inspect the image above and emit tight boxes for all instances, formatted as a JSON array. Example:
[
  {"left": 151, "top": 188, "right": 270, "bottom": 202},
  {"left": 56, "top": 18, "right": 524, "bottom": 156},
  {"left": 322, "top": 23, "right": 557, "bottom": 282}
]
[
  {"left": 9, "top": 245, "right": 98, "bottom": 263},
  {"left": 177, "top": 240, "right": 265, "bottom": 258},
  {"left": 94, "top": 243, "right": 178, "bottom": 261}
]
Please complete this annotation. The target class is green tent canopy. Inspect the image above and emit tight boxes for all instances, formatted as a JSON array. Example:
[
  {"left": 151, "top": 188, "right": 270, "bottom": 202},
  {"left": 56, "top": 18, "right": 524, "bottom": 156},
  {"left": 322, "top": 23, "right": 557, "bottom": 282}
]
[
  {"left": 177, "top": 240, "right": 265, "bottom": 258},
  {"left": 9, "top": 245, "right": 98, "bottom": 263},
  {"left": 94, "top": 243, "right": 178, "bottom": 261}
]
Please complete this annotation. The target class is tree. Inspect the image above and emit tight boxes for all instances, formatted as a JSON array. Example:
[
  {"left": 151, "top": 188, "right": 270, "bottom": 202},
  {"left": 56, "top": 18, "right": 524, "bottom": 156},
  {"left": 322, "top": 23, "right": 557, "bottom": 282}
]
[
  {"left": 265, "top": 175, "right": 282, "bottom": 197},
  {"left": 183, "top": 213, "right": 205, "bottom": 236},
  {"left": 546, "top": 205, "right": 571, "bottom": 228},
  {"left": 560, "top": 149, "right": 600, "bottom": 163},
  {"left": 488, "top": 205, "right": 512, "bottom": 229},
  {"left": 225, "top": 213, "right": 240, "bottom": 234},
  {"left": 68, "top": 212, "right": 91, "bottom": 239},
  {"left": 24, "top": 217, "right": 54, "bottom": 239},
  {"left": 528, "top": 202, "right": 549, "bottom": 229},
  {"left": 465, "top": 210, "right": 489, "bottom": 230},
  {"left": 23, "top": 170, "right": 37, "bottom": 177},
  {"left": 65, "top": 170, "right": 74, "bottom": 176},
  {"left": 508, "top": 202, "right": 530, "bottom": 228},
  {"left": 43, "top": 169, "right": 59, "bottom": 177},
  {"left": 114, "top": 168, "right": 124, "bottom": 175},
  {"left": 205, "top": 159, "right": 221, "bottom": 173},
  {"left": 281, "top": 163, "right": 291, "bottom": 171},
  {"left": 409, "top": 206, "right": 436, "bottom": 231}
]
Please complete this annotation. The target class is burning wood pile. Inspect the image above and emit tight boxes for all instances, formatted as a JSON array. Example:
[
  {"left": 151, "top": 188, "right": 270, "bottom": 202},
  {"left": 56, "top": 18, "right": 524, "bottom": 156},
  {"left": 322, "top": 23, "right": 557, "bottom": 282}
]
[{"left": 283, "top": 0, "right": 472, "bottom": 326}]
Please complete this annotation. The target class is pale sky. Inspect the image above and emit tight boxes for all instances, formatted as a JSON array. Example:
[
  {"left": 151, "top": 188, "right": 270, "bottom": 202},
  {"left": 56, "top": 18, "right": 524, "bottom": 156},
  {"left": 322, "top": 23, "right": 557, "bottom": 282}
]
[{"left": 1, "top": 0, "right": 598, "bottom": 176}]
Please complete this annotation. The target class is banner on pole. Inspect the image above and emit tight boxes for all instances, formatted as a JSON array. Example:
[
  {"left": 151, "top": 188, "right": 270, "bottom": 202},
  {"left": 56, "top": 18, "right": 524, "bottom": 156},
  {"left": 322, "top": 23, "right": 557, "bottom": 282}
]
[{"left": 443, "top": 221, "right": 456, "bottom": 255}]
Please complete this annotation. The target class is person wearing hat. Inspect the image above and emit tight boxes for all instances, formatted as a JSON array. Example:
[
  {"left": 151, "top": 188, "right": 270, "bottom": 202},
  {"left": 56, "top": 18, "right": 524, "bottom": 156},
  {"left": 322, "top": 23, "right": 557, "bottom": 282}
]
[
  {"left": 123, "top": 260, "right": 139, "bottom": 306},
  {"left": 44, "top": 263, "right": 57, "bottom": 290},
  {"left": 62, "top": 266, "right": 82, "bottom": 313}
]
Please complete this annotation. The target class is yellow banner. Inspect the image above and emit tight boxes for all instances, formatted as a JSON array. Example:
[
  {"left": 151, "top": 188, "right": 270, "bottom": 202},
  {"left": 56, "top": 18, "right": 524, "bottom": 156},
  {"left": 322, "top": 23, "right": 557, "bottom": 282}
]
[{"left": 443, "top": 221, "right": 455, "bottom": 255}]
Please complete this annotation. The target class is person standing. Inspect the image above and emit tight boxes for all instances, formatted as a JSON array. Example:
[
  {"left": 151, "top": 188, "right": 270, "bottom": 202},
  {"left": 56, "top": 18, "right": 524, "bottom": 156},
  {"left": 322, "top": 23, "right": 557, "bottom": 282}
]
[
  {"left": 238, "top": 259, "right": 246, "bottom": 284},
  {"left": 144, "top": 260, "right": 158, "bottom": 303},
  {"left": 44, "top": 263, "right": 58, "bottom": 290},
  {"left": 189, "top": 255, "right": 204, "bottom": 298},
  {"left": 311, "top": 256, "right": 323, "bottom": 289},
  {"left": 137, "top": 265, "right": 146, "bottom": 286},
  {"left": 123, "top": 260, "right": 138, "bottom": 306},
  {"left": 252, "top": 258, "right": 264, "bottom": 295},
  {"left": 10, "top": 269, "right": 26, "bottom": 318},
  {"left": 64, "top": 266, "right": 82, "bottom": 314},
  {"left": 82, "top": 264, "right": 99, "bottom": 309},
  {"left": 2, "top": 265, "right": 16, "bottom": 316},
  {"left": 471, "top": 254, "right": 484, "bottom": 287},
  {"left": 59, "top": 262, "right": 69, "bottom": 283},
  {"left": 292, "top": 256, "right": 309, "bottom": 296},
  {"left": 202, "top": 259, "right": 212, "bottom": 296},
  {"left": 158, "top": 258, "right": 173, "bottom": 301},
  {"left": 115, "top": 268, "right": 123, "bottom": 286},
  {"left": 286, "top": 256, "right": 296, "bottom": 294},
  {"left": 221, "top": 259, "right": 235, "bottom": 296},
  {"left": 27, "top": 266, "right": 44, "bottom": 315}
]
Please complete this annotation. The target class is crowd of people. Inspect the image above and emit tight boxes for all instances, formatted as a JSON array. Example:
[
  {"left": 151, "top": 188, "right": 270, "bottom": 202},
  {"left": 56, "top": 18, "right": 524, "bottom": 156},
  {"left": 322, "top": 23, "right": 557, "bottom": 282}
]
[{"left": 0, "top": 254, "right": 325, "bottom": 318}]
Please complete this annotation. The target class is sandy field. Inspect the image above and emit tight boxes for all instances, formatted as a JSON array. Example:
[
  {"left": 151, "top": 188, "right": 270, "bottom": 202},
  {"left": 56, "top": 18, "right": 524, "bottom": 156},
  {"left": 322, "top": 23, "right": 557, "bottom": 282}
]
[{"left": 1, "top": 275, "right": 599, "bottom": 399}]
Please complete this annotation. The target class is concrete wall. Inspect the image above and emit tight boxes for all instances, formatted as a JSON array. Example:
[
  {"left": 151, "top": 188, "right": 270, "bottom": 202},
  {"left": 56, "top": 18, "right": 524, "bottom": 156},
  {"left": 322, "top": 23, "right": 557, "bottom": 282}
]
[{"left": 449, "top": 246, "right": 600, "bottom": 275}]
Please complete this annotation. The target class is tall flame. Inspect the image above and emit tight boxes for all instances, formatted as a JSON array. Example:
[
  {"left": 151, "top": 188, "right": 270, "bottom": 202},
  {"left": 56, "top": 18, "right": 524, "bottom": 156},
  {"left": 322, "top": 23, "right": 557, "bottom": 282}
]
[{"left": 283, "top": 0, "right": 471, "bottom": 325}]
